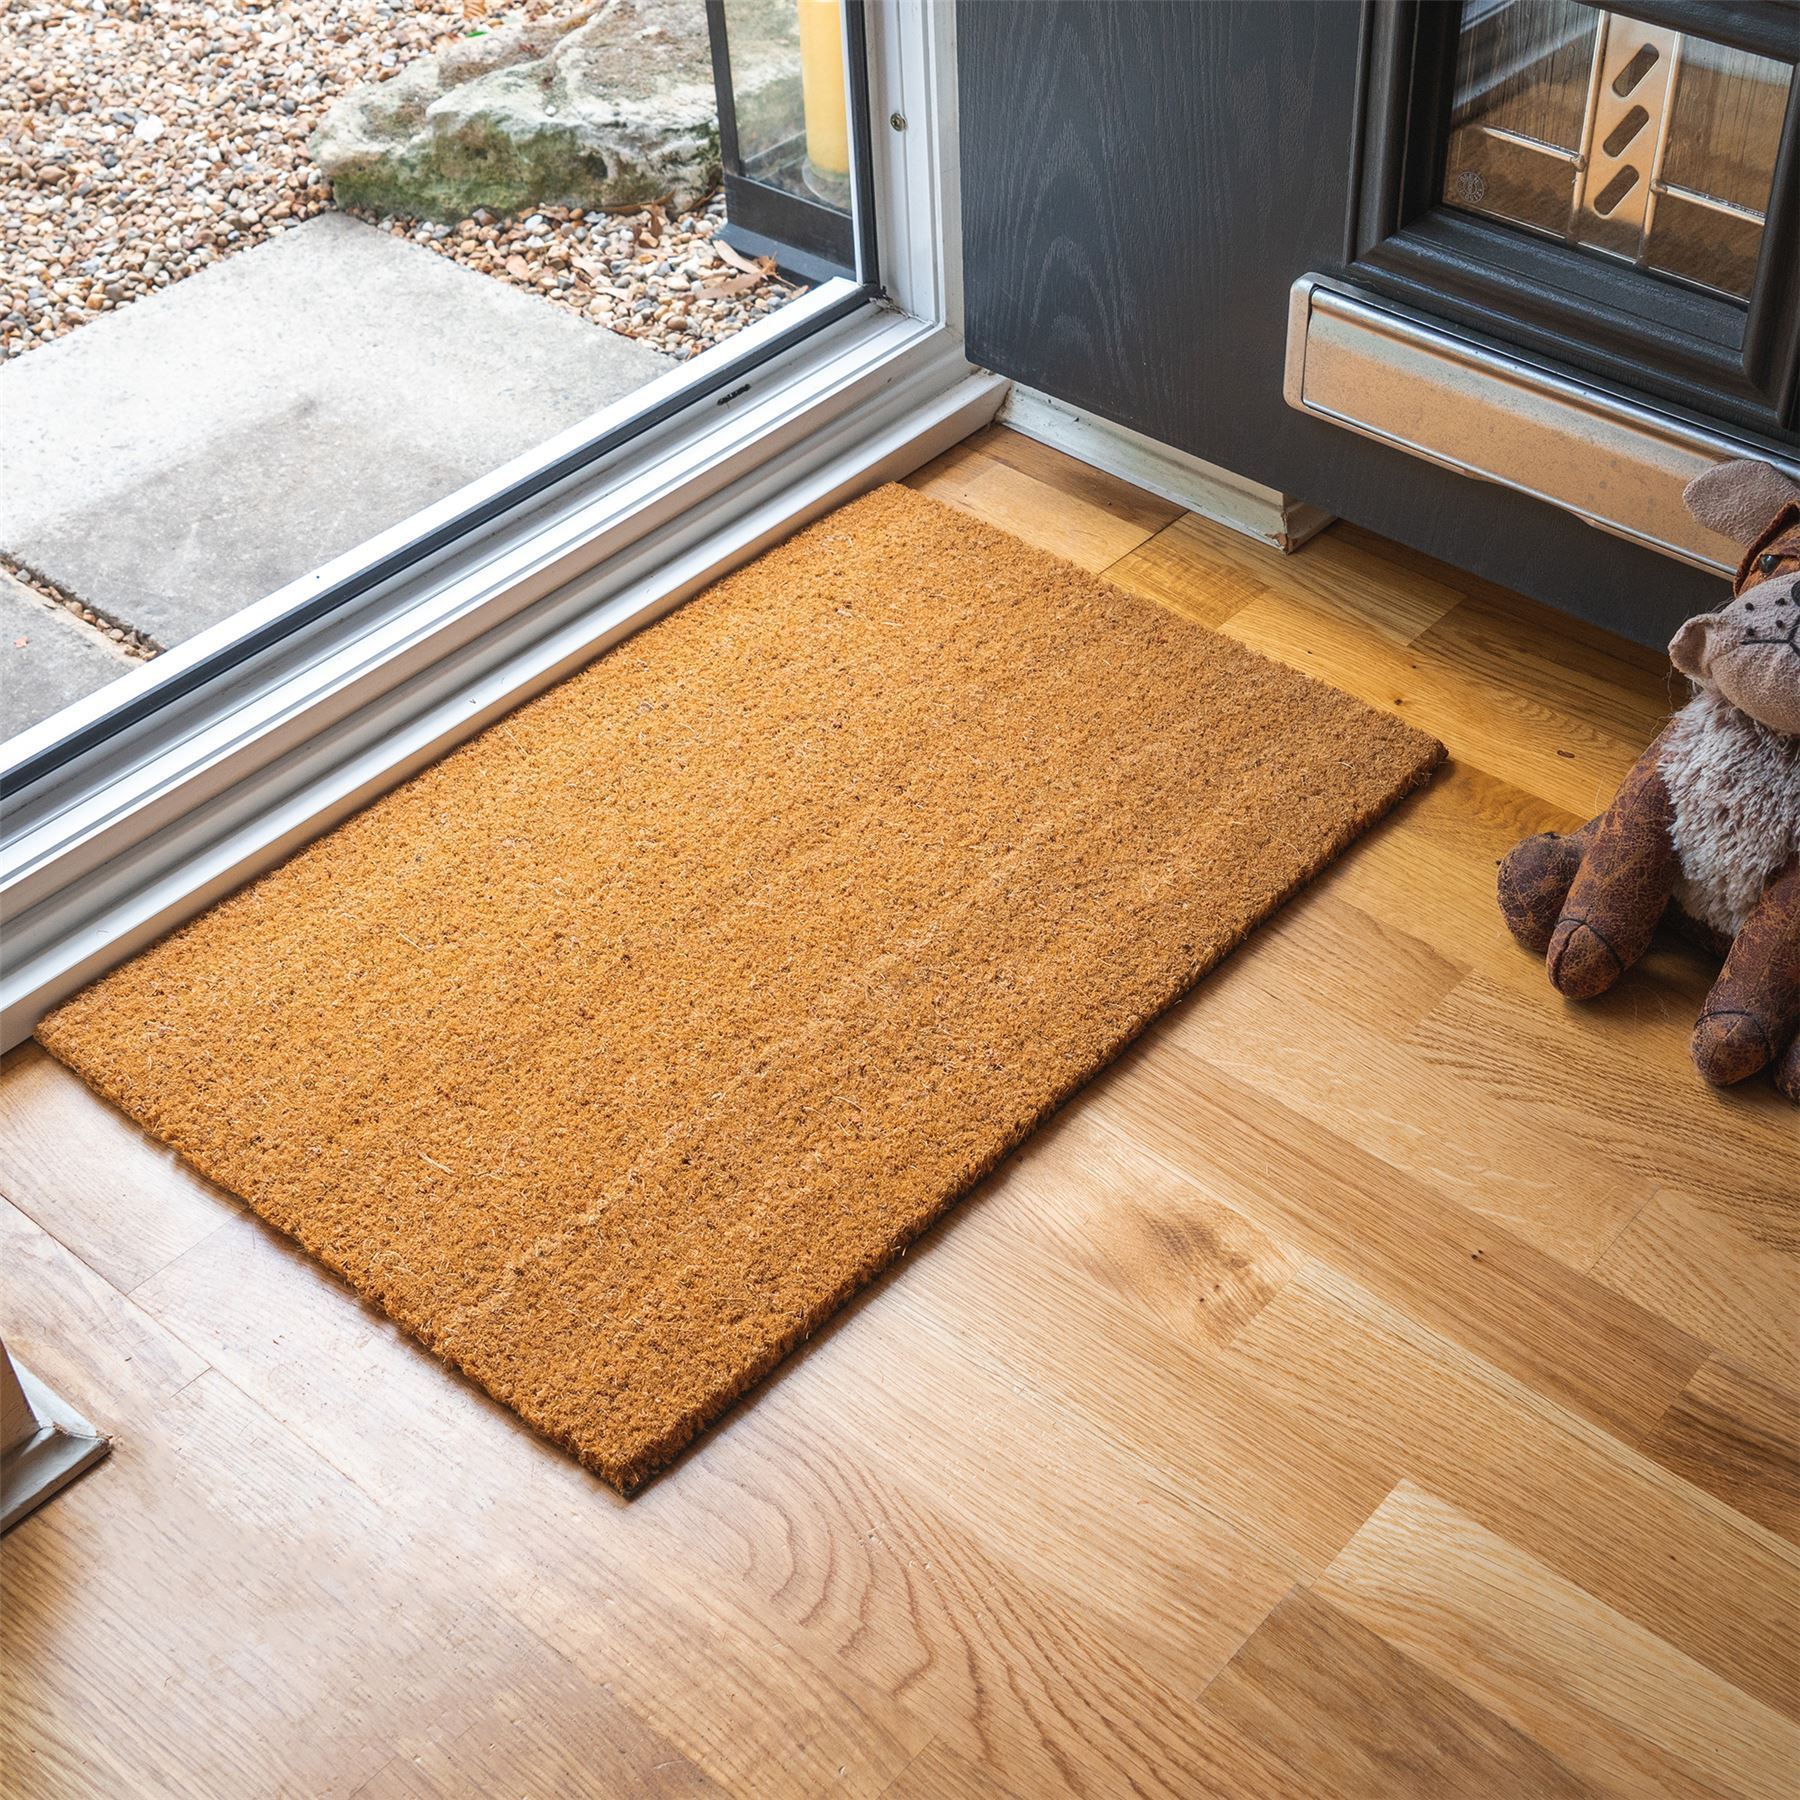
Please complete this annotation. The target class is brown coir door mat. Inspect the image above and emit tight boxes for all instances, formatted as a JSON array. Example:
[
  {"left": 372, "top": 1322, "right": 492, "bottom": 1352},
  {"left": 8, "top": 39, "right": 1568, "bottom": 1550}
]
[{"left": 37, "top": 484, "right": 1443, "bottom": 1492}]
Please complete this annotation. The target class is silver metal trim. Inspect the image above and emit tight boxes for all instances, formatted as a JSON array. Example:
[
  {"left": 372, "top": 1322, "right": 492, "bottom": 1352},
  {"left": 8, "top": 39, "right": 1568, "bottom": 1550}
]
[
  {"left": 1653, "top": 181, "right": 1765, "bottom": 225},
  {"left": 1, "top": 1352, "right": 110, "bottom": 1535},
  {"left": 1471, "top": 122, "right": 1579, "bottom": 164},
  {"left": 1283, "top": 276, "right": 1800, "bottom": 574}
]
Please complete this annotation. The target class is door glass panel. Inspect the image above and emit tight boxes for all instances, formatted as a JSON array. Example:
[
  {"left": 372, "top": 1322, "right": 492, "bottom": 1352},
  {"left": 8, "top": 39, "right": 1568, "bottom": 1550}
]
[
  {"left": 1442, "top": 0, "right": 1795, "bottom": 302},
  {"left": 2, "top": 0, "right": 864, "bottom": 758},
  {"left": 710, "top": 0, "right": 856, "bottom": 281}
]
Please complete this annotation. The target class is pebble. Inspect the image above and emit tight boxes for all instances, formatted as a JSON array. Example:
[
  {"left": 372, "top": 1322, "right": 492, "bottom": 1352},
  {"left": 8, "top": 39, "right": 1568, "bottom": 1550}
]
[
  {"left": 2, "top": 0, "right": 808, "bottom": 363},
  {"left": 1, "top": 554, "right": 159, "bottom": 659}
]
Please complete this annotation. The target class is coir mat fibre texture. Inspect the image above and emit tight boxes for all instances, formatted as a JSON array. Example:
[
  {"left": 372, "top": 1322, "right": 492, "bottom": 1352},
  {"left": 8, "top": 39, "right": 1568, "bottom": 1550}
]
[{"left": 37, "top": 484, "right": 1443, "bottom": 1491}]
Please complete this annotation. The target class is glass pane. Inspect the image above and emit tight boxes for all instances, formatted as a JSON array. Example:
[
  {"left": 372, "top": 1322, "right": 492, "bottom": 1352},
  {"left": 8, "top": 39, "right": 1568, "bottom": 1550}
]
[
  {"left": 0, "top": 0, "right": 858, "bottom": 752},
  {"left": 1443, "top": 0, "right": 1597, "bottom": 236},
  {"left": 714, "top": 0, "right": 856, "bottom": 270},
  {"left": 1440, "top": 1, "right": 1795, "bottom": 304},
  {"left": 1644, "top": 188, "right": 1765, "bottom": 298},
  {"left": 721, "top": 0, "right": 809, "bottom": 173},
  {"left": 1450, "top": 0, "right": 1599, "bottom": 149},
  {"left": 1647, "top": 38, "right": 1792, "bottom": 295},
  {"left": 1661, "top": 39, "right": 1792, "bottom": 210}
]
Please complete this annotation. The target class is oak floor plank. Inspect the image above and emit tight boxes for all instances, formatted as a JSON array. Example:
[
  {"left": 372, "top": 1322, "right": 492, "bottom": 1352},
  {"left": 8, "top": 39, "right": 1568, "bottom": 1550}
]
[
  {"left": 1410, "top": 586, "right": 1680, "bottom": 752},
  {"left": 1153, "top": 886, "right": 1647, "bottom": 1266},
  {"left": 499, "top": 1538, "right": 930, "bottom": 1799},
  {"left": 1328, "top": 522, "right": 1670, "bottom": 681},
  {"left": 982, "top": 1101, "right": 1307, "bottom": 1356},
  {"left": 1316, "top": 1481, "right": 1799, "bottom": 1800},
  {"left": 1093, "top": 1043, "right": 1708, "bottom": 1444},
  {"left": 122, "top": 1188, "right": 1296, "bottom": 1795},
  {"left": 882, "top": 1192, "right": 1395, "bottom": 1578},
  {"left": 0, "top": 1204, "right": 716, "bottom": 1800},
  {"left": 876, "top": 1741, "right": 1030, "bottom": 1800},
  {"left": 1139, "top": 510, "right": 1467, "bottom": 646},
  {"left": 0, "top": 1041, "right": 240, "bottom": 1293},
  {"left": 665, "top": 1414, "right": 1270, "bottom": 1798},
  {"left": 1637, "top": 1355, "right": 1800, "bottom": 1544},
  {"left": 1225, "top": 1269, "right": 1800, "bottom": 1722},
  {"left": 1411, "top": 981, "right": 1799, "bottom": 1219},
  {"left": 1309, "top": 775, "right": 1760, "bottom": 1211},
  {"left": 119, "top": 1223, "right": 938, "bottom": 1796},
  {"left": 1102, "top": 511, "right": 1274, "bottom": 627},
  {"left": 1199, "top": 1587, "right": 1599, "bottom": 1799},
  {"left": 0, "top": 1188, "right": 207, "bottom": 1412},
  {"left": 349, "top": 1677, "right": 724, "bottom": 1800},
  {"left": 904, "top": 438, "right": 1173, "bottom": 572},
  {"left": 1222, "top": 587, "right": 1652, "bottom": 820},
  {"left": 877, "top": 1681, "right": 1322, "bottom": 1800},
  {"left": 1151, "top": 522, "right": 1658, "bottom": 819},
  {"left": 1593, "top": 1190, "right": 1800, "bottom": 1394},
  {"left": 1301, "top": 755, "right": 1589, "bottom": 971},
  {"left": 962, "top": 423, "right": 1185, "bottom": 539}
]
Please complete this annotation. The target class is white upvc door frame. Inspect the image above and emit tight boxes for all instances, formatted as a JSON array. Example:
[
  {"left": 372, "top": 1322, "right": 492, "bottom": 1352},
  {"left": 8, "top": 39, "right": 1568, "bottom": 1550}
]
[{"left": 0, "top": 0, "right": 997, "bottom": 1049}]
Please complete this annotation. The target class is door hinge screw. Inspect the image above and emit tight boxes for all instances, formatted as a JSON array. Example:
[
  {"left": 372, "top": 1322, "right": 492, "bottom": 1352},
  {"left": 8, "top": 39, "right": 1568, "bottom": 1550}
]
[{"left": 889, "top": 111, "right": 906, "bottom": 131}]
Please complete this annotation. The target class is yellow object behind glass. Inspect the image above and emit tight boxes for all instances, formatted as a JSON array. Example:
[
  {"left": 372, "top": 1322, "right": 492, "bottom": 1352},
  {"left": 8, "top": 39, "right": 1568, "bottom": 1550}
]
[{"left": 797, "top": 0, "right": 850, "bottom": 178}]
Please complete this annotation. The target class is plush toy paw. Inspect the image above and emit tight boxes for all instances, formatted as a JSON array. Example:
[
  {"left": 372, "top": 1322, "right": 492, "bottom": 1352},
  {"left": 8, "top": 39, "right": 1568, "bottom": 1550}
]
[
  {"left": 1498, "top": 829, "right": 1590, "bottom": 954},
  {"left": 1691, "top": 1009, "right": 1783, "bottom": 1087},
  {"left": 1546, "top": 913, "right": 1630, "bottom": 999}
]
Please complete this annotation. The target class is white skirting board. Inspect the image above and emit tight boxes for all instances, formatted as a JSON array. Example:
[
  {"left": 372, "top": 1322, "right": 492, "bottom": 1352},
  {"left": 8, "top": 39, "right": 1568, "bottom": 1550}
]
[{"left": 998, "top": 384, "right": 1334, "bottom": 553}]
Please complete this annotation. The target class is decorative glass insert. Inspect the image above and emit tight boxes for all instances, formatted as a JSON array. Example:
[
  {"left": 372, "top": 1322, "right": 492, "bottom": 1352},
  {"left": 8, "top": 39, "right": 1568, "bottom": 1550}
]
[{"left": 1442, "top": 0, "right": 1795, "bottom": 301}]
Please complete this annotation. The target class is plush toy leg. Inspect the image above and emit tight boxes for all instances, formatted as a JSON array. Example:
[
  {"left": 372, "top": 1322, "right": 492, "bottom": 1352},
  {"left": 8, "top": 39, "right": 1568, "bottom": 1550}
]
[
  {"left": 1544, "top": 756, "right": 1678, "bottom": 1000},
  {"left": 1692, "top": 857, "right": 1800, "bottom": 1091},
  {"left": 1499, "top": 820, "right": 1599, "bottom": 954}
]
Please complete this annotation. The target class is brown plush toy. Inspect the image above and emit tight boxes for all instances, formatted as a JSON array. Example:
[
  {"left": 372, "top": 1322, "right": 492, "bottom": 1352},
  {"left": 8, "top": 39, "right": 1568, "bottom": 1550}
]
[{"left": 1498, "top": 459, "right": 1800, "bottom": 1102}]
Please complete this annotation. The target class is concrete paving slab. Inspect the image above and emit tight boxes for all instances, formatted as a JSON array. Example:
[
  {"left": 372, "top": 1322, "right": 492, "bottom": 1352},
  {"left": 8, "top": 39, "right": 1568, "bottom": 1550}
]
[
  {"left": 0, "top": 214, "right": 671, "bottom": 650},
  {"left": 1, "top": 568, "right": 137, "bottom": 739}
]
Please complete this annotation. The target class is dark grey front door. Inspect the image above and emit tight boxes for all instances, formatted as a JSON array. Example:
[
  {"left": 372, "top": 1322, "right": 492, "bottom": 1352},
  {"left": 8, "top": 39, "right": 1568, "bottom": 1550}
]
[{"left": 957, "top": 0, "right": 1799, "bottom": 648}]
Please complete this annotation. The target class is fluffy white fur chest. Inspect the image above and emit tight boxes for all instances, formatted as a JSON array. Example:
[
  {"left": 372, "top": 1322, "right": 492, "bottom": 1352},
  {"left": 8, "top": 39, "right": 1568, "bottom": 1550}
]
[{"left": 1664, "top": 686, "right": 1800, "bottom": 937}]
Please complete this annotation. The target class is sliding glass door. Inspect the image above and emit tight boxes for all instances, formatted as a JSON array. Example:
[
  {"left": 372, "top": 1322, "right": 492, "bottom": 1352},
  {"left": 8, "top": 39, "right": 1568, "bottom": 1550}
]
[
  {"left": 1, "top": 0, "right": 992, "bottom": 1052},
  {"left": 0, "top": 0, "right": 877, "bottom": 783}
]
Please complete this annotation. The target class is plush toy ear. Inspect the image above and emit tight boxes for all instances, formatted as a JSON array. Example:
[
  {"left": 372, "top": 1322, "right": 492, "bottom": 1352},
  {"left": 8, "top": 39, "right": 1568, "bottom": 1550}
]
[
  {"left": 1683, "top": 460, "right": 1800, "bottom": 547},
  {"left": 1669, "top": 611, "right": 1719, "bottom": 683}
]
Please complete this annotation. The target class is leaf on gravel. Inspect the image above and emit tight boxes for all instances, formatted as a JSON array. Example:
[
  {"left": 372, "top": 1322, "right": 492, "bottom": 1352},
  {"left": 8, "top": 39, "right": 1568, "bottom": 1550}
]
[
  {"left": 713, "top": 240, "right": 775, "bottom": 278},
  {"left": 699, "top": 270, "right": 770, "bottom": 297}
]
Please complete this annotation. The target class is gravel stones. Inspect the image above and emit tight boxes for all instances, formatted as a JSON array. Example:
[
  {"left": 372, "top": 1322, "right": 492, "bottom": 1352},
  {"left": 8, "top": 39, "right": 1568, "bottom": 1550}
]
[
  {"left": 1, "top": 0, "right": 807, "bottom": 364},
  {"left": 360, "top": 192, "right": 801, "bottom": 362}
]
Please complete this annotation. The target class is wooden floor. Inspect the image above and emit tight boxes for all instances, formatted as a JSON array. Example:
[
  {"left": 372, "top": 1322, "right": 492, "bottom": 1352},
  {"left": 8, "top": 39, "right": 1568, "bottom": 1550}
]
[{"left": 3, "top": 424, "right": 1796, "bottom": 1798}]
